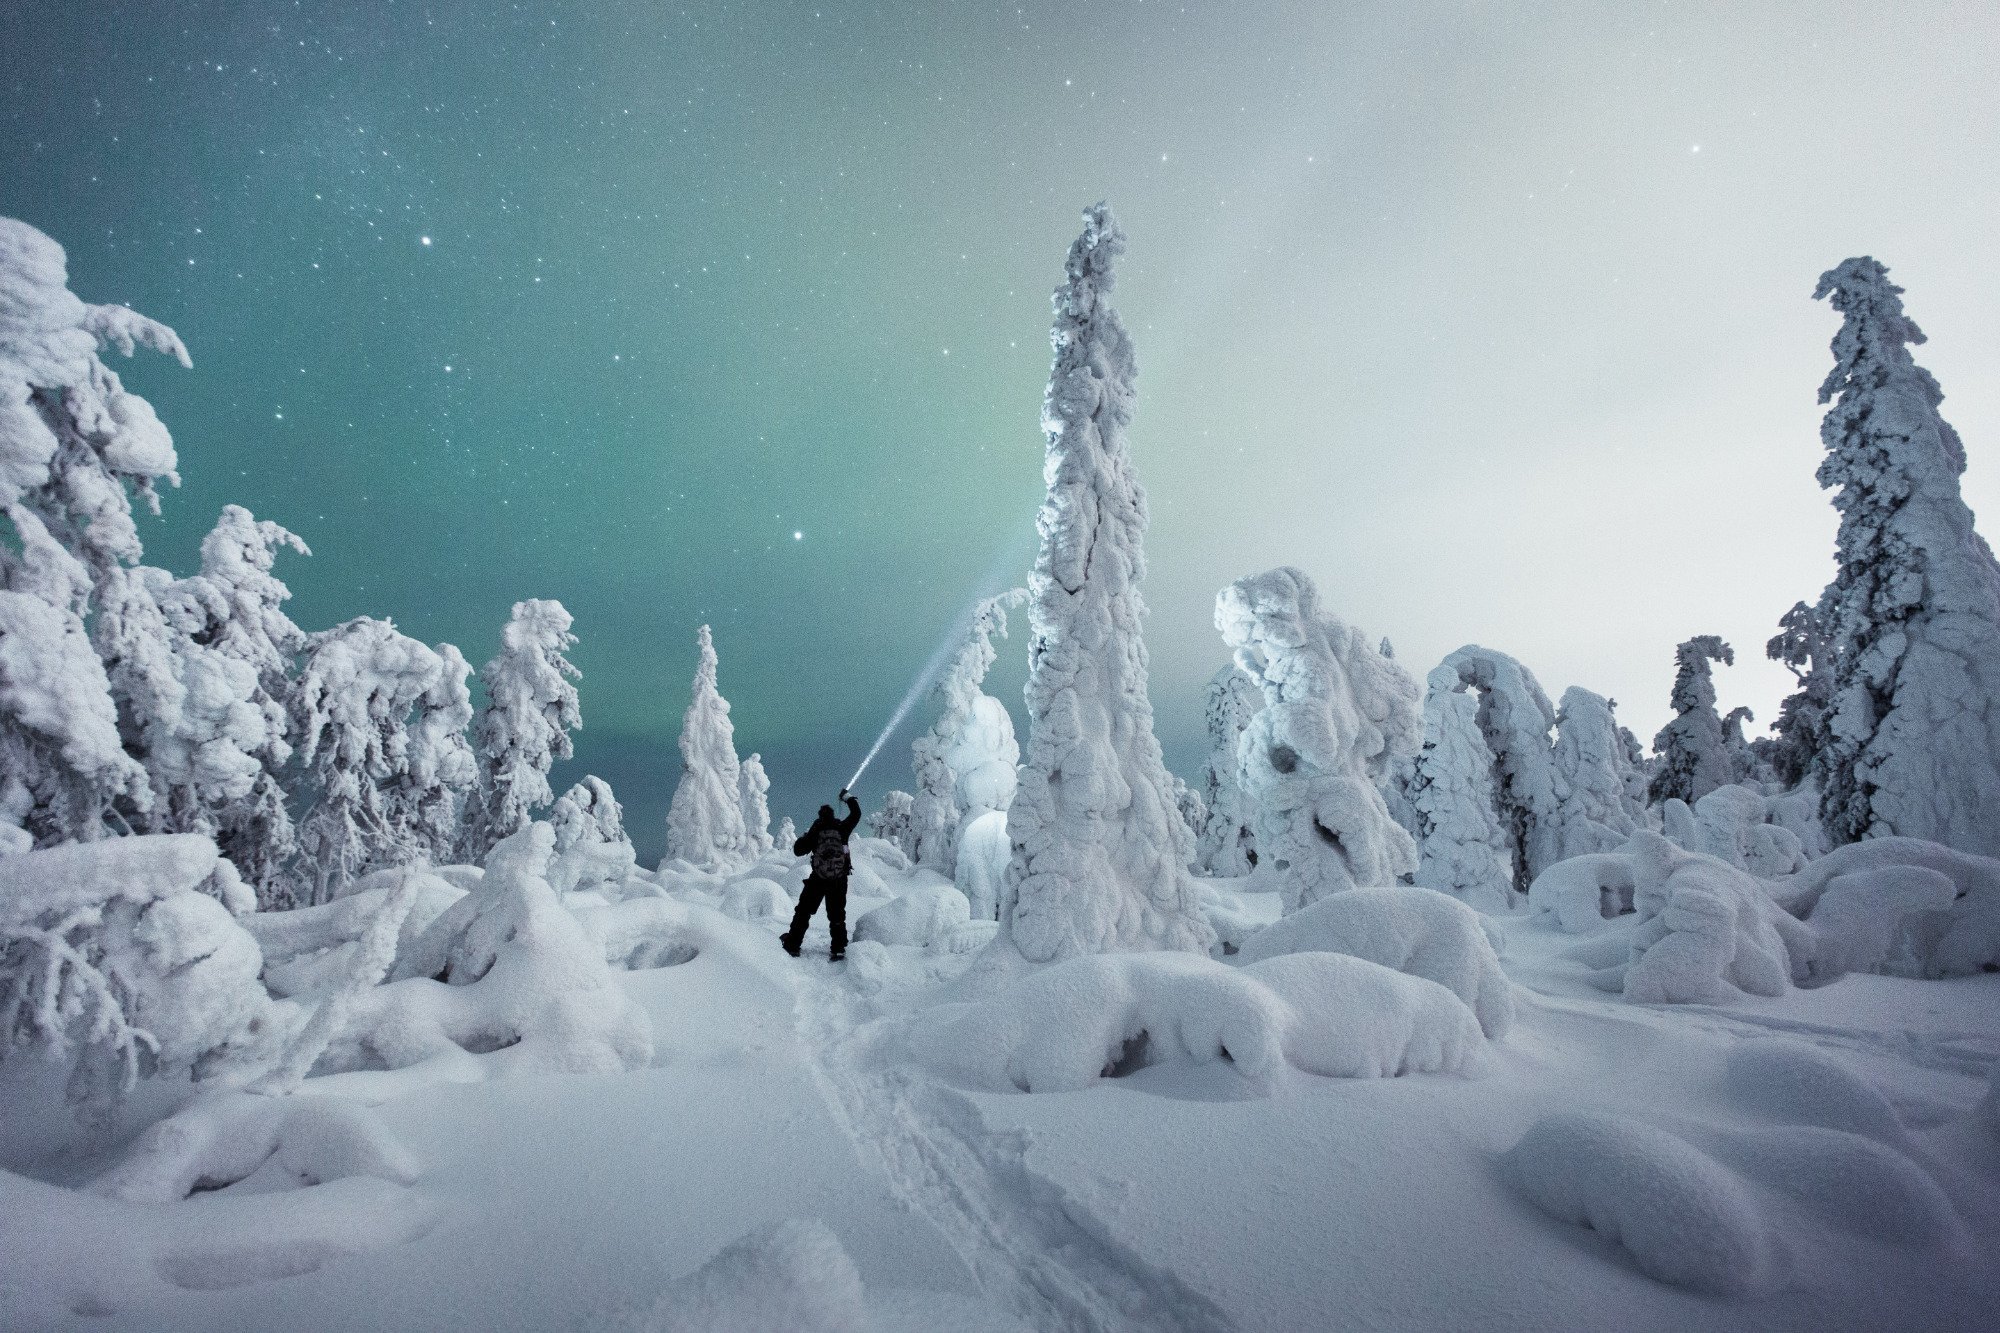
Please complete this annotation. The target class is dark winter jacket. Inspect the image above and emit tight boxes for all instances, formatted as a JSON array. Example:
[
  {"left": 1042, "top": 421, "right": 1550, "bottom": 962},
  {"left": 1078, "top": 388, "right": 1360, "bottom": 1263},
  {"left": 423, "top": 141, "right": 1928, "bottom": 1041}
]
[{"left": 795, "top": 796, "right": 861, "bottom": 880}]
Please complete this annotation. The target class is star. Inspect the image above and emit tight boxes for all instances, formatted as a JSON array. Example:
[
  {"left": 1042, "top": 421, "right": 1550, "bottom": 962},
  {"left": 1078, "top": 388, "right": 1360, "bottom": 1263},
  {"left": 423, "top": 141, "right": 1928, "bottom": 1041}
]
[
  {"left": 793, "top": 531, "right": 804, "bottom": 541},
  {"left": 421, "top": 235, "right": 433, "bottom": 246}
]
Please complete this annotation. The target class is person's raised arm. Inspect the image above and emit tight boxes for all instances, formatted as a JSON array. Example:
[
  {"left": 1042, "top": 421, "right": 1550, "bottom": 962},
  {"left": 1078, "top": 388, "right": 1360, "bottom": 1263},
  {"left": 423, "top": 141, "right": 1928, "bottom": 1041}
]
[{"left": 838, "top": 789, "right": 862, "bottom": 836}]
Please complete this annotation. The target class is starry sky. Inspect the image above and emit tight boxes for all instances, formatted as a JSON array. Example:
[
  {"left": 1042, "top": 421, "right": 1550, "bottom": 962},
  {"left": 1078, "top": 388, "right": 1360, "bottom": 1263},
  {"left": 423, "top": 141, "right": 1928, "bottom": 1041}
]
[{"left": 6, "top": 1, "right": 1998, "bottom": 861}]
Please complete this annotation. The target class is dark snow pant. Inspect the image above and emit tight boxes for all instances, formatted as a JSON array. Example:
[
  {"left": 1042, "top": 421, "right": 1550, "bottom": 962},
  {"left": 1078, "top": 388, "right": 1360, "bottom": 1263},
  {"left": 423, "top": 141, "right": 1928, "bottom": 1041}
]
[{"left": 784, "top": 875, "right": 848, "bottom": 957}]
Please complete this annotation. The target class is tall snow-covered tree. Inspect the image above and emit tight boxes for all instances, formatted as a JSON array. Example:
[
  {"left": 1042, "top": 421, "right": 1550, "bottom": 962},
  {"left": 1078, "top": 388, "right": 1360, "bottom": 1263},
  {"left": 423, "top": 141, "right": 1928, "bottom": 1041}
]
[
  {"left": 155, "top": 506, "right": 310, "bottom": 901},
  {"left": 1806, "top": 258, "right": 2000, "bottom": 856},
  {"left": 663, "top": 624, "right": 749, "bottom": 871},
  {"left": 738, "top": 753, "right": 775, "bottom": 859},
  {"left": 1439, "top": 645, "right": 1563, "bottom": 893},
  {"left": 1003, "top": 204, "right": 1212, "bottom": 960},
  {"left": 292, "top": 618, "right": 446, "bottom": 905},
  {"left": 458, "top": 600, "right": 581, "bottom": 864},
  {"left": 1648, "top": 635, "right": 1735, "bottom": 807},
  {"left": 0, "top": 217, "right": 190, "bottom": 843},
  {"left": 396, "top": 641, "right": 477, "bottom": 865},
  {"left": 909, "top": 589, "right": 1025, "bottom": 877},
  {"left": 1547, "top": 686, "right": 1640, "bottom": 862},
  {"left": 1197, "top": 662, "right": 1263, "bottom": 875},
  {"left": 1408, "top": 667, "right": 1513, "bottom": 912},
  {"left": 1217, "top": 567, "right": 1422, "bottom": 915}
]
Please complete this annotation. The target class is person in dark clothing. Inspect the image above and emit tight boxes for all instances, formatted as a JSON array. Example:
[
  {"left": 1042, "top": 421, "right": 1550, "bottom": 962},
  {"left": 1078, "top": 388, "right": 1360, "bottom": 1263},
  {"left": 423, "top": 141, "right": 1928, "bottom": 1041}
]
[{"left": 782, "top": 789, "right": 862, "bottom": 960}]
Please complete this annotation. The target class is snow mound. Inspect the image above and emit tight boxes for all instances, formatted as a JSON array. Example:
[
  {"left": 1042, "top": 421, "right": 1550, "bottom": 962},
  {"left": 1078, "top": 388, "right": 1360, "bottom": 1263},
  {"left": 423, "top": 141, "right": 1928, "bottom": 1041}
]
[
  {"left": 1501, "top": 1112, "right": 1777, "bottom": 1296},
  {"left": 1722, "top": 1039, "right": 1906, "bottom": 1143},
  {"left": 854, "top": 884, "right": 972, "bottom": 949},
  {"left": 911, "top": 947, "right": 1483, "bottom": 1094},
  {"left": 1240, "top": 951, "right": 1485, "bottom": 1078},
  {"left": 1233, "top": 886, "right": 1513, "bottom": 1038},
  {"left": 332, "top": 823, "right": 653, "bottom": 1074},
  {"left": 1709, "top": 1125, "right": 1959, "bottom": 1248},
  {"left": 1527, "top": 852, "right": 1636, "bottom": 933},
  {"left": 720, "top": 877, "right": 790, "bottom": 922},
  {"left": 608, "top": 1218, "right": 866, "bottom": 1333}
]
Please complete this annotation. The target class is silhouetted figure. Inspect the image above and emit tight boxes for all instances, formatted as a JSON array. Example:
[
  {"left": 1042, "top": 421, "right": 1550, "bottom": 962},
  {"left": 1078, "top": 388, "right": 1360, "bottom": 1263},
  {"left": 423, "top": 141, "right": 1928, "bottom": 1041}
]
[{"left": 783, "top": 789, "right": 862, "bottom": 960}]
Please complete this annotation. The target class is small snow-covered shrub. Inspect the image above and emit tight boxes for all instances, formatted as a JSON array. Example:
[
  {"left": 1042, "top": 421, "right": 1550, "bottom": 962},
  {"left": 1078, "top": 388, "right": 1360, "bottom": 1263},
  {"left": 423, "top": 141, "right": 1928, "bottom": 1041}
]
[
  {"left": 1240, "top": 952, "right": 1484, "bottom": 1078},
  {"left": 1527, "top": 853, "right": 1637, "bottom": 933},
  {"left": 1769, "top": 836, "right": 2000, "bottom": 978},
  {"left": 720, "top": 878, "right": 788, "bottom": 922},
  {"left": 853, "top": 884, "right": 971, "bottom": 949},
  {"left": 1600, "top": 833, "right": 1810, "bottom": 1005},
  {"left": 332, "top": 823, "right": 652, "bottom": 1074},
  {"left": 1233, "top": 886, "right": 1513, "bottom": 1038},
  {"left": 609, "top": 1219, "right": 867, "bottom": 1333},
  {"left": 0, "top": 835, "right": 276, "bottom": 1111},
  {"left": 1501, "top": 1112, "right": 1776, "bottom": 1296}
]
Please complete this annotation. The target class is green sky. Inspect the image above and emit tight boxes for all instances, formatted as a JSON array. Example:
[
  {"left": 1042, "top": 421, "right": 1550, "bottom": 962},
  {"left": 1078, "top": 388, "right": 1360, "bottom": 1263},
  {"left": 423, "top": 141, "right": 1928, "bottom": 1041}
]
[{"left": 7, "top": 1, "right": 1998, "bottom": 857}]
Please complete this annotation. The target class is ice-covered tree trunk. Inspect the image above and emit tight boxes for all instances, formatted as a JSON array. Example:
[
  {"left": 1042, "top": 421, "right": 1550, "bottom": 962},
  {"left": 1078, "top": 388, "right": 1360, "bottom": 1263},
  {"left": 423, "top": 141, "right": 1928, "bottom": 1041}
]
[
  {"left": 292, "top": 617, "right": 446, "bottom": 905},
  {"left": 1547, "top": 686, "right": 1639, "bottom": 863},
  {"left": 458, "top": 600, "right": 581, "bottom": 864},
  {"left": 0, "top": 217, "right": 190, "bottom": 843},
  {"left": 1197, "top": 662, "right": 1263, "bottom": 875},
  {"left": 738, "top": 753, "right": 774, "bottom": 858},
  {"left": 1217, "top": 567, "right": 1422, "bottom": 916},
  {"left": 909, "top": 589, "right": 1025, "bottom": 877},
  {"left": 1648, "top": 635, "right": 1735, "bottom": 807},
  {"left": 1439, "top": 646, "right": 1563, "bottom": 894},
  {"left": 1408, "top": 667, "right": 1513, "bottom": 911},
  {"left": 1807, "top": 259, "right": 2000, "bottom": 857},
  {"left": 1003, "top": 204, "right": 1212, "bottom": 961},
  {"left": 663, "top": 624, "right": 749, "bottom": 872}
]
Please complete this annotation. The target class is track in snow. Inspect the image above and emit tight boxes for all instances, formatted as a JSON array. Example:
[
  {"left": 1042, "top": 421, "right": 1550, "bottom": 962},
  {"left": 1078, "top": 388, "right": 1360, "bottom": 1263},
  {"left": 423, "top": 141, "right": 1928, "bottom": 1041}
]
[{"left": 789, "top": 970, "right": 1235, "bottom": 1333}]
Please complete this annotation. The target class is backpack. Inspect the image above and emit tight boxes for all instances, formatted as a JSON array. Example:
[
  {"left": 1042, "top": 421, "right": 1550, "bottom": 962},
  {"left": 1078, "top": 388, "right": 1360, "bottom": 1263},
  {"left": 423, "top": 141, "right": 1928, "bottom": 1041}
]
[{"left": 810, "top": 827, "right": 851, "bottom": 880}]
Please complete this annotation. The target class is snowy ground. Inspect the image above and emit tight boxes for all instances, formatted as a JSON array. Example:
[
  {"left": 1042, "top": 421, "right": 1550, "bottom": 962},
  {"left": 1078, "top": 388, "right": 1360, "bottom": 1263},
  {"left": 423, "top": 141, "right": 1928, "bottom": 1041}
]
[{"left": 4, "top": 868, "right": 1997, "bottom": 1332}]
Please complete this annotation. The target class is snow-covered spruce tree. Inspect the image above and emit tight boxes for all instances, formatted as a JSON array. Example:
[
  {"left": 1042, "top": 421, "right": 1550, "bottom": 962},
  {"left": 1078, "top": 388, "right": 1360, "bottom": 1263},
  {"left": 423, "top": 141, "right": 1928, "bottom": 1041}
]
[
  {"left": 394, "top": 641, "right": 476, "bottom": 865},
  {"left": 1648, "top": 635, "right": 1735, "bottom": 807},
  {"left": 1407, "top": 667, "right": 1512, "bottom": 911},
  {"left": 1439, "top": 646, "right": 1563, "bottom": 893},
  {"left": 1721, "top": 706, "right": 1774, "bottom": 788},
  {"left": 738, "top": 752, "right": 775, "bottom": 859},
  {"left": 551, "top": 775, "right": 631, "bottom": 853},
  {"left": 909, "top": 589, "right": 1026, "bottom": 877},
  {"left": 154, "top": 505, "right": 310, "bottom": 902},
  {"left": 1806, "top": 258, "right": 2000, "bottom": 855},
  {"left": 0, "top": 217, "right": 192, "bottom": 843},
  {"left": 1197, "top": 662, "right": 1263, "bottom": 875},
  {"left": 1547, "top": 686, "right": 1639, "bottom": 863},
  {"left": 291, "top": 618, "right": 445, "bottom": 905},
  {"left": 663, "top": 623, "right": 749, "bottom": 872},
  {"left": 457, "top": 599, "right": 581, "bottom": 864},
  {"left": 1763, "top": 598, "right": 1834, "bottom": 789},
  {"left": 1613, "top": 719, "right": 1652, "bottom": 816},
  {"left": 1216, "top": 567, "right": 1423, "bottom": 916},
  {"left": 1003, "top": 204, "right": 1213, "bottom": 959}
]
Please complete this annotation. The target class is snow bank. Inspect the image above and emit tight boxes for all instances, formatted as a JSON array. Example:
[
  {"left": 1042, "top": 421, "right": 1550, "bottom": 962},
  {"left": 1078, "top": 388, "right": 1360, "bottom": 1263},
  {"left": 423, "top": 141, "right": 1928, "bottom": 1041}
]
[
  {"left": 1527, "top": 852, "right": 1637, "bottom": 933},
  {"left": 1501, "top": 1112, "right": 1777, "bottom": 1295},
  {"left": 720, "top": 877, "right": 790, "bottom": 922},
  {"left": 911, "top": 947, "right": 1482, "bottom": 1095},
  {"left": 1722, "top": 1040, "right": 1905, "bottom": 1145},
  {"left": 1232, "top": 885, "right": 1513, "bottom": 1038},
  {"left": 608, "top": 1218, "right": 867, "bottom": 1333}
]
